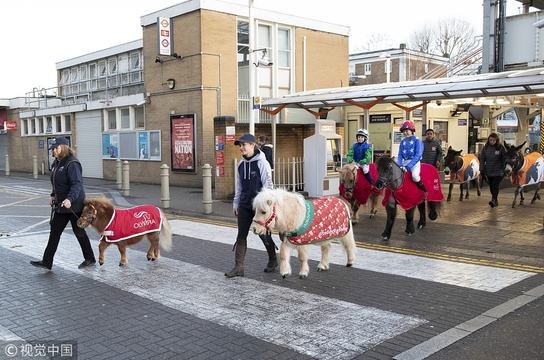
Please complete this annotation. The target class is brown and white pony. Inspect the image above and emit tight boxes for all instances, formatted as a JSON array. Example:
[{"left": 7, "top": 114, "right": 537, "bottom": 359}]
[
  {"left": 77, "top": 197, "right": 172, "bottom": 266},
  {"left": 338, "top": 162, "right": 383, "bottom": 222},
  {"left": 250, "top": 188, "right": 356, "bottom": 279}
]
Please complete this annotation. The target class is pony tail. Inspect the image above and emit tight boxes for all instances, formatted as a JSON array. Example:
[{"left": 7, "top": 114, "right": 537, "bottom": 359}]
[{"left": 159, "top": 210, "right": 173, "bottom": 251}]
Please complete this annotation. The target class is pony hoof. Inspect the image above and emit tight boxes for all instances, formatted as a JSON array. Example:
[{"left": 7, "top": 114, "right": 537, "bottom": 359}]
[
  {"left": 447, "top": 198, "right": 451, "bottom": 202},
  {"left": 381, "top": 235, "right": 390, "bottom": 240},
  {"left": 282, "top": 275, "right": 287, "bottom": 279},
  {"left": 405, "top": 231, "right": 414, "bottom": 236},
  {"left": 417, "top": 224, "right": 424, "bottom": 229},
  {"left": 346, "top": 263, "right": 353, "bottom": 268},
  {"left": 99, "top": 262, "right": 104, "bottom": 266},
  {"left": 119, "top": 263, "right": 127, "bottom": 267}
]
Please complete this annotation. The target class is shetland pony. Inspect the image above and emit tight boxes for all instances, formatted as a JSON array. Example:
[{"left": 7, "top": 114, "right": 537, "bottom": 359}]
[
  {"left": 77, "top": 197, "right": 172, "bottom": 266},
  {"left": 374, "top": 156, "right": 443, "bottom": 240},
  {"left": 250, "top": 188, "right": 356, "bottom": 279},
  {"left": 443, "top": 146, "right": 482, "bottom": 201},
  {"left": 504, "top": 142, "right": 544, "bottom": 208},
  {"left": 338, "top": 162, "right": 383, "bottom": 222}
]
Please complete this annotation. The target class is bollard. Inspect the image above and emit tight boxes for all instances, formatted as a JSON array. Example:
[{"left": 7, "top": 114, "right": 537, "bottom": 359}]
[
  {"left": 202, "top": 164, "right": 212, "bottom": 214},
  {"left": 116, "top": 159, "right": 122, "bottom": 189},
  {"left": 5, "top": 154, "right": 9, "bottom": 176},
  {"left": 33, "top": 156, "right": 38, "bottom": 180},
  {"left": 122, "top": 161, "right": 130, "bottom": 197},
  {"left": 41, "top": 162, "right": 45, "bottom": 175},
  {"left": 161, "top": 164, "right": 170, "bottom": 209}
]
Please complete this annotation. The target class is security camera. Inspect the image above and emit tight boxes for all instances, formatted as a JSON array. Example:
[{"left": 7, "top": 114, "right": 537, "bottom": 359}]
[
  {"left": 436, "top": 100, "right": 442, "bottom": 106},
  {"left": 256, "top": 58, "right": 273, "bottom": 67},
  {"left": 136, "top": 100, "right": 147, "bottom": 106}
]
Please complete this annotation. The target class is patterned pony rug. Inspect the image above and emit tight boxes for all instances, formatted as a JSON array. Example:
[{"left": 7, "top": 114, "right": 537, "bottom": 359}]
[
  {"left": 101, "top": 205, "right": 163, "bottom": 242},
  {"left": 339, "top": 163, "right": 382, "bottom": 204},
  {"left": 510, "top": 152, "right": 544, "bottom": 186},
  {"left": 449, "top": 154, "right": 480, "bottom": 183},
  {"left": 282, "top": 197, "right": 350, "bottom": 245},
  {"left": 382, "top": 164, "right": 444, "bottom": 210}
]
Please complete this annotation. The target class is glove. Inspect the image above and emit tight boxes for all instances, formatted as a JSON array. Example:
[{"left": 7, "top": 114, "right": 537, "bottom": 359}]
[{"left": 400, "top": 166, "right": 407, "bottom": 172}]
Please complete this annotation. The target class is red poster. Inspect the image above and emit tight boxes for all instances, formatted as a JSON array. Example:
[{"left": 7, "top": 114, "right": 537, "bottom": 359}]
[
  {"left": 170, "top": 114, "right": 196, "bottom": 172},
  {"left": 216, "top": 165, "right": 225, "bottom": 177},
  {"left": 216, "top": 151, "right": 224, "bottom": 165}
]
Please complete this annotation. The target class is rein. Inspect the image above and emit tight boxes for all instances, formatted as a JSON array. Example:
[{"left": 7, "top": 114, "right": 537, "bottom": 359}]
[
  {"left": 79, "top": 204, "right": 98, "bottom": 225},
  {"left": 376, "top": 161, "right": 404, "bottom": 191},
  {"left": 252, "top": 205, "right": 276, "bottom": 232}
]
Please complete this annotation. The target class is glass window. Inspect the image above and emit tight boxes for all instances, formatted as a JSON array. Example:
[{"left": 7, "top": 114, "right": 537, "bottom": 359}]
[
  {"left": 64, "top": 115, "right": 71, "bottom": 132},
  {"left": 31, "top": 119, "right": 36, "bottom": 134},
  {"left": 79, "top": 65, "right": 88, "bottom": 92},
  {"left": 120, "top": 108, "right": 130, "bottom": 129},
  {"left": 89, "top": 63, "right": 98, "bottom": 91},
  {"left": 364, "top": 64, "right": 371, "bottom": 75},
  {"left": 38, "top": 117, "right": 44, "bottom": 134},
  {"left": 46, "top": 117, "right": 52, "bottom": 134},
  {"left": 98, "top": 61, "right": 107, "bottom": 89},
  {"left": 56, "top": 116, "right": 62, "bottom": 133},
  {"left": 107, "top": 110, "right": 116, "bottom": 130},
  {"left": 22, "top": 119, "right": 28, "bottom": 135},
  {"left": 134, "top": 107, "right": 145, "bottom": 128},
  {"left": 278, "top": 28, "right": 291, "bottom": 67}
]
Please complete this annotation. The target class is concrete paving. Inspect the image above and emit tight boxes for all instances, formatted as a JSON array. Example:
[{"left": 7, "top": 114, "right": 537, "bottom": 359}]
[{"left": 0, "top": 171, "right": 543, "bottom": 359}]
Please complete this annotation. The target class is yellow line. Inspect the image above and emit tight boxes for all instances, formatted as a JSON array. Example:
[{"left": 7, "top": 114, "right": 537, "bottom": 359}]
[{"left": 168, "top": 214, "right": 544, "bottom": 273}]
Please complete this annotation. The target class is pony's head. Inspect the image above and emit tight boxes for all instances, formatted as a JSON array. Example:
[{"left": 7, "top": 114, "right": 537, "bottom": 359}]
[
  {"left": 374, "top": 156, "right": 393, "bottom": 190},
  {"left": 443, "top": 146, "right": 463, "bottom": 175},
  {"left": 77, "top": 197, "right": 114, "bottom": 230},
  {"left": 504, "top": 141, "right": 526, "bottom": 176},
  {"left": 250, "top": 188, "right": 278, "bottom": 235},
  {"left": 339, "top": 163, "right": 359, "bottom": 196}
]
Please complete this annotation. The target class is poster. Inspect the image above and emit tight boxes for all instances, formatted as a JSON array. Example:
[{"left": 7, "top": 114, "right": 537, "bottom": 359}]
[
  {"left": 138, "top": 132, "right": 149, "bottom": 160},
  {"left": 102, "top": 133, "right": 119, "bottom": 159},
  {"left": 170, "top": 114, "right": 196, "bottom": 172}
]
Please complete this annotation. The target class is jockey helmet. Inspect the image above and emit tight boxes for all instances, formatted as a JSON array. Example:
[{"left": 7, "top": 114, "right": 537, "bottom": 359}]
[
  {"left": 356, "top": 129, "right": 369, "bottom": 140},
  {"left": 400, "top": 121, "right": 416, "bottom": 132}
]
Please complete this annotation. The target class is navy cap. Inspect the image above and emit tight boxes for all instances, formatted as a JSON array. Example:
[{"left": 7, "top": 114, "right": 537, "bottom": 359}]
[
  {"left": 234, "top": 133, "right": 257, "bottom": 145},
  {"left": 49, "top": 137, "right": 70, "bottom": 150}
]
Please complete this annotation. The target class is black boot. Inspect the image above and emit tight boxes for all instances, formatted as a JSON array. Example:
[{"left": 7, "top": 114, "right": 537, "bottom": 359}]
[
  {"left": 261, "top": 233, "right": 278, "bottom": 273},
  {"left": 416, "top": 180, "right": 428, "bottom": 197},
  {"left": 225, "top": 242, "right": 246, "bottom": 278},
  {"left": 364, "top": 172, "right": 373, "bottom": 185}
]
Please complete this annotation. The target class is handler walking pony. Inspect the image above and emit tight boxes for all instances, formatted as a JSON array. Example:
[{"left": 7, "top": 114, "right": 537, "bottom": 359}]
[
  {"left": 374, "top": 156, "right": 443, "bottom": 240},
  {"left": 339, "top": 162, "right": 383, "bottom": 222},
  {"left": 77, "top": 197, "right": 172, "bottom": 266},
  {"left": 443, "top": 146, "right": 481, "bottom": 201},
  {"left": 504, "top": 142, "right": 544, "bottom": 208},
  {"left": 250, "top": 188, "right": 356, "bottom": 279}
]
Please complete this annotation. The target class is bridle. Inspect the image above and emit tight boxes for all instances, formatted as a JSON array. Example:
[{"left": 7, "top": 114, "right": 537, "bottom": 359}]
[
  {"left": 342, "top": 164, "right": 359, "bottom": 194},
  {"left": 252, "top": 205, "right": 276, "bottom": 232},
  {"left": 78, "top": 204, "right": 97, "bottom": 226},
  {"left": 375, "top": 161, "right": 404, "bottom": 191},
  {"left": 504, "top": 150, "right": 523, "bottom": 175}
]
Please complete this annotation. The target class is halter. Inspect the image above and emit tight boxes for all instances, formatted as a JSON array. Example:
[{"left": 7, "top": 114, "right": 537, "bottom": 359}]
[
  {"left": 505, "top": 150, "right": 523, "bottom": 175},
  {"left": 375, "top": 162, "right": 404, "bottom": 191},
  {"left": 252, "top": 205, "right": 276, "bottom": 232},
  {"left": 78, "top": 204, "right": 98, "bottom": 226},
  {"left": 342, "top": 164, "right": 359, "bottom": 193}
]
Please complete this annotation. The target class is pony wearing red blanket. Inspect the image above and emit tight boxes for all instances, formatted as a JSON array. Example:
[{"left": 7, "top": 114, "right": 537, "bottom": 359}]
[
  {"left": 339, "top": 162, "right": 383, "bottom": 222},
  {"left": 77, "top": 197, "right": 172, "bottom": 266},
  {"left": 250, "top": 188, "right": 356, "bottom": 279},
  {"left": 374, "top": 156, "right": 443, "bottom": 240}
]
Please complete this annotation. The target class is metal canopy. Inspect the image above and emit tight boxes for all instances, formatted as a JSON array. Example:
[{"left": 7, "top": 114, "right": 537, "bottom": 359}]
[{"left": 262, "top": 68, "right": 544, "bottom": 109}]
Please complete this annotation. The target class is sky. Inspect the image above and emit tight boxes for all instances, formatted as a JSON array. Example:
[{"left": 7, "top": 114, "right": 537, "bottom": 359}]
[{"left": 0, "top": 0, "right": 524, "bottom": 99}]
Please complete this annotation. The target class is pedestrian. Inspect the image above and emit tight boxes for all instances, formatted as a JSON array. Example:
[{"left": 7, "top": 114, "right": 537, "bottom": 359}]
[
  {"left": 397, "top": 121, "right": 427, "bottom": 195},
  {"left": 346, "top": 128, "right": 373, "bottom": 184},
  {"left": 30, "top": 137, "right": 96, "bottom": 270},
  {"left": 479, "top": 132, "right": 507, "bottom": 208},
  {"left": 421, "top": 128, "right": 442, "bottom": 169},
  {"left": 257, "top": 135, "right": 274, "bottom": 169},
  {"left": 225, "top": 133, "right": 277, "bottom": 278}
]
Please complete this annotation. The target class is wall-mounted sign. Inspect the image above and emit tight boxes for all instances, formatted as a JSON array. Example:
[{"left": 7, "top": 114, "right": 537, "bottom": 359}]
[
  {"left": 370, "top": 114, "right": 391, "bottom": 124},
  {"left": 170, "top": 114, "right": 197, "bottom": 172},
  {"left": 157, "top": 17, "right": 172, "bottom": 56}
]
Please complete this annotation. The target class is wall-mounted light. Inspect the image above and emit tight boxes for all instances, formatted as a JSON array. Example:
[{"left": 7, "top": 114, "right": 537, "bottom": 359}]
[
  {"left": 155, "top": 57, "right": 163, "bottom": 64},
  {"left": 166, "top": 78, "right": 175, "bottom": 90}
]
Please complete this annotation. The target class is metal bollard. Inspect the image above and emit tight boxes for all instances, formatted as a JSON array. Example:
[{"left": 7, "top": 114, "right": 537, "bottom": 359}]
[
  {"left": 202, "top": 164, "right": 212, "bottom": 214},
  {"left": 161, "top": 164, "right": 170, "bottom": 209},
  {"left": 33, "top": 156, "right": 38, "bottom": 179},
  {"left": 116, "top": 159, "right": 122, "bottom": 189},
  {"left": 5, "top": 154, "right": 9, "bottom": 176},
  {"left": 122, "top": 161, "right": 130, "bottom": 197}
]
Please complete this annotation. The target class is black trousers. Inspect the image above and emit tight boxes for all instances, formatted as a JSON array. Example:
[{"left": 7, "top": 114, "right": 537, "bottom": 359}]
[
  {"left": 487, "top": 176, "right": 503, "bottom": 199},
  {"left": 236, "top": 206, "right": 275, "bottom": 250},
  {"left": 42, "top": 211, "right": 95, "bottom": 268}
]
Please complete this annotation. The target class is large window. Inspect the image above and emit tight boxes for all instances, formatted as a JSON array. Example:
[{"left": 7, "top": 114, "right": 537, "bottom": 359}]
[
  {"left": 105, "top": 106, "right": 145, "bottom": 131},
  {"left": 20, "top": 114, "right": 71, "bottom": 136}
]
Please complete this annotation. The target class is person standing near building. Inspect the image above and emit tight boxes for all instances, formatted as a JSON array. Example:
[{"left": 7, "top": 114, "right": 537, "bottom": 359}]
[
  {"left": 421, "top": 128, "right": 442, "bottom": 169},
  {"left": 30, "top": 137, "right": 96, "bottom": 270},
  {"left": 225, "top": 133, "right": 277, "bottom": 278},
  {"left": 257, "top": 135, "right": 274, "bottom": 169},
  {"left": 346, "top": 128, "right": 373, "bottom": 184},
  {"left": 479, "top": 132, "right": 507, "bottom": 208},
  {"left": 397, "top": 121, "right": 427, "bottom": 195}
]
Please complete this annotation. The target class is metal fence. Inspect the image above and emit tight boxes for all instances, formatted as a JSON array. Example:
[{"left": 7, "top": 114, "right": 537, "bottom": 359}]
[{"left": 234, "top": 156, "right": 304, "bottom": 192}]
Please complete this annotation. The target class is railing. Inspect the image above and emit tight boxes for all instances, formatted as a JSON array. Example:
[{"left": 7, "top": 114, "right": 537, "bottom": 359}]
[
  {"left": 234, "top": 156, "right": 304, "bottom": 192},
  {"left": 237, "top": 94, "right": 273, "bottom": 123}
]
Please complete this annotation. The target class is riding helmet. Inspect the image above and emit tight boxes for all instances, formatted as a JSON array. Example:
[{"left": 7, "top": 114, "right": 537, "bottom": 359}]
[
  {"left": 400, "top": 121, "right": 416, "bottom": 132},
  {"left": 356, "top": 128, "right": 369, "bottom": 140}
]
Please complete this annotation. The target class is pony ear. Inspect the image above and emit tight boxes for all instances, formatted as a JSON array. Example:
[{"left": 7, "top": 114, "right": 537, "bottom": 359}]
[{"left": 267, "top": 199, "right": 274, "bottom": 206}]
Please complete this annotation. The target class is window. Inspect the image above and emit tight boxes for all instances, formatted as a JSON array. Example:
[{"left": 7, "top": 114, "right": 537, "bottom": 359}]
[
  {"left": 107, "top": 109, "right": 117, "bottom": 130},
  {"left": 135, "top": 107, "right": 145, "bottom": 128},
  {"left": 70, "top": 68, "right": 78, "bottom": 94},
  {"left": 118, "top": 55, "right": 129, "bottom": 85},
  {"left": 364, "top": 64, "right": 371, "bottom": 75},
  {"left": 22, "top": 119, "right": 28, "bottom": 135},
  {"left": 46, "top": 117, "right": 52, "bottom": 134},
  {"left": 56, "top": 116, "right": 62, "bottom": 133},
  {"left": 278, "top": 28, "right": 291, "bottom": 67},
  {"left": 129, "top": 52, "right": 142, "bottom": 83},
  {"left": 120, "top": 108, "right": 130, "bottom": 129},
  {"left": 64, "top": 115, "right": 71, "bottom": 132},
  {"left": 98, "top": 60, "right": 107, "bottom": 89},
  {"left": 38, "top": 117, "right": 44, "bottom": 134},
  {"left": 89, "top": 63, "right": 98, "bottom": 90},
  {"left": 79, "top": 65, "right": 88, "bottom": 92},
  {"left": 108, "top": 58, "right": 118, "bottom": 87}
]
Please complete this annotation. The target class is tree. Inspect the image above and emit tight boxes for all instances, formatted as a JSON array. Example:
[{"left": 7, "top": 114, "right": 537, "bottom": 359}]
[{"left": 353, "top": 33, "right": 395, "bottom": 53}]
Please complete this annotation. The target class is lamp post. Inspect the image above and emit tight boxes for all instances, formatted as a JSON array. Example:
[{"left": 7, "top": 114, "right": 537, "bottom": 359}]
[
  {"left": 380, "top": 53, "right": 391, "bottom": 83},
  {"left": 248, "top": 0, "right": 256, "bottom": 135}
]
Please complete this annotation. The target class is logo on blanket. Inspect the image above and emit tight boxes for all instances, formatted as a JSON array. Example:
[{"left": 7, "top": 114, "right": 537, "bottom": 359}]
[
  {"left": 102, "top": 205, "right": 162, "bottom": 242},
  {"left": 133, "top": 211, "right": 157, "bottom": 229}
]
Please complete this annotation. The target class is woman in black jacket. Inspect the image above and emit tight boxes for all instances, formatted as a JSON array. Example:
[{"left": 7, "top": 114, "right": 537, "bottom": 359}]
[
  {"left": 479, "top": 133, "right": 507, "bottom": 208},
  {"left": 30, "top": 137, "right": 96, "bottom": 270}
]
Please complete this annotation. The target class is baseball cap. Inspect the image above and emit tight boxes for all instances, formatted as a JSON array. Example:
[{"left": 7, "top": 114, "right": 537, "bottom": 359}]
[
  {"left": 49, "top": 137, "right": 70, "bottom": 150},
  {"left": 234, "top": 133, "right": 257, "bottom": 145}
]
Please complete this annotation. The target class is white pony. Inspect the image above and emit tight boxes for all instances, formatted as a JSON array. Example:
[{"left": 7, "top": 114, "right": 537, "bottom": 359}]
[{"left": 250, "top": 188, "right": 356, "bottom": 279}]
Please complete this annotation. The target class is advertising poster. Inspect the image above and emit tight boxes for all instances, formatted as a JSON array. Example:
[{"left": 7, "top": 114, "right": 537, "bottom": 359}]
[
  {"left": 170, "top": 114, "right": 196, "bottom": 172},
  {"left": 149, "top": 131, "right": 161, "bottom": 160},
  {"left": 138, "top": 132, "right": 149, "bottom": 160},
  {"left": 102, "top": 133, "right": 119, "bottom": 159}
]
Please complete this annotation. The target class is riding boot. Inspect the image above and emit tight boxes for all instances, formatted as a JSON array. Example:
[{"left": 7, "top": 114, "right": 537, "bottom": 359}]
[
  {"left": 364, "top": 172, "right": 373, "bottom": 185},
  {"left": 225, "top": 242, "right": 246, "bottom": 278},
  {"left": 492, "top": 197, "right": 498, "bottom": 207},
  {"left": 262, "top": 234, "right": 278, "bottom": 272},
  {"left": 416, "top": 180, "right": 428, "bottom": 197}
]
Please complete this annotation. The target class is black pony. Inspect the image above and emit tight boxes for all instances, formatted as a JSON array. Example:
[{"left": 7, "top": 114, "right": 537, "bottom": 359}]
[
  {"left": 443, "top": 146, "right": 482, "bottom": 202},
  {"left": 504, "top": 142, "right": 544, "bottom": 208},
  {"left": 374, "top": 156, "right": 443, "bottom": 240}
]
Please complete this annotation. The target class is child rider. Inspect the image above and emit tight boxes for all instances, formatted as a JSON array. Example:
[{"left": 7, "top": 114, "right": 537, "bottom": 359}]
[
  {"left": 346, "top": 128, "right": 373, "bottom": 184},
  {"left": 397, "top": 121, "right": 427, "bottom": 196}
]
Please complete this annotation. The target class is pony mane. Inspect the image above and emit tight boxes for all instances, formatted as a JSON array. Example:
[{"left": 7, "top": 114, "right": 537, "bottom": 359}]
[
  {"left": 84, "top": 197, "right": 115, "bottom": 228},
  {"left": 253, "top": 188, "right": 306, "bottom": 232},
  {"left": 339, "top": 163, "right": 357, "bottom": 181},
  {"left": 376, "top": 156, "right": 392, "bottom": 172}
]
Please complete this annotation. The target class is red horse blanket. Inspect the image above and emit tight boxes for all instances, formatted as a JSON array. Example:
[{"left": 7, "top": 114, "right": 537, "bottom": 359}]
[
  {"left": 510, "top": 152, "right": 544, "bottom": 187},
  {"left": 101, "top": 205, "right": 162, "bottom": 242},
  {"left": 382, "top": 164, "right": 444, "bottom": 210},
  {"left": 339, "top": 164, "right": 382, "bottom": 204},
  {"left": 449, "top": 154, "right": 480, "bottom": 183},
  {"left": 283, "top": 197, "right": 350, "bottom": 245}
]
